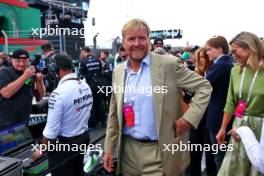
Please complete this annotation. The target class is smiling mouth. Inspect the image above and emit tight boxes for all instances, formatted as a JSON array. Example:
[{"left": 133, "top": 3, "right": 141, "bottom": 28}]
[{"left": 132, "top": 47, "right": 143, "bottom": 51}]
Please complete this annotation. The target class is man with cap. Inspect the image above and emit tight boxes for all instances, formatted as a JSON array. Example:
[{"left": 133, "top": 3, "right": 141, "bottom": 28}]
[
  {"left": 32, "top": 53, "right": 93, "bottom": 176},
  {"left": 0, "top": 49, "right": 45, "bottom": 128}
]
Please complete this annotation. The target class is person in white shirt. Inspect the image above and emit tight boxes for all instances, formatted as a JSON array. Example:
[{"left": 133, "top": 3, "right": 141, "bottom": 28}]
[
  {"left": 32, "top": 53, "right": 93, "bottom": 176},
  {"left": 229, "top": 121, "right": 264, "bottom": 174}
]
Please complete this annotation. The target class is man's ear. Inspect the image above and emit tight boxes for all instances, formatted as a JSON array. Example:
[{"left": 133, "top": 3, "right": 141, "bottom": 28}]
[
  {"left": 217, "top": 47, "right": 223, "bottom": 54},
  {"left": 56, "top": 67, "right": 61, "bottom": 78}
]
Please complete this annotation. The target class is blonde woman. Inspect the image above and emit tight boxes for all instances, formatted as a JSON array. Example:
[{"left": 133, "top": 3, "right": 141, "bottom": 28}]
[{"left": 216, "top": 32, "right": 264, "bottom": 176}]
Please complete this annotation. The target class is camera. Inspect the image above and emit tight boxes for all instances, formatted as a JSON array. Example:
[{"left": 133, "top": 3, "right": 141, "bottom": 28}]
[{"left": 31, "top": 54, "right": 48, "bottom": 75}]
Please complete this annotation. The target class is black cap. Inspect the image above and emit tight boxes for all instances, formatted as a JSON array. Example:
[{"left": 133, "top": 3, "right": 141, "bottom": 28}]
[{"left": 12, "top": 49, "right": 29, "bottom": 59}]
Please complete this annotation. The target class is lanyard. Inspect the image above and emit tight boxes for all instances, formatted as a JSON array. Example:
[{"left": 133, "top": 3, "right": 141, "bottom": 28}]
[
  {"left": 239, "top": 61, "right": 262, "bottom": 102},
  {"left": 124, "top": 66, "right": 142, "bottom": 104}
]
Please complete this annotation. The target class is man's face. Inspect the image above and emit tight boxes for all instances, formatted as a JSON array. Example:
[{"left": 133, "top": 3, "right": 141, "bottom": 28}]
[
  {"left": 100, "top": 52, "right": 107, "bottom": 61},
  {"left": 12, "top": 58, "right": 29, "bottom": 71},
  {"left": 42, "top": 50, "right": 48, "bottom": 57},
  {"left": 120, "top": 51, "right": 128, "bottom": 61},
  {"left": 80, "top": 50, "right": 86, "bottom": 59},
  {"left": 154, "top": 42, "right": 163, "bottom": 49},
  {"left": 206, "top": 45, "right": 222, "bottom": 61},
  {"left": 122, "top": 28, "right": 150, "bottom": 61}
]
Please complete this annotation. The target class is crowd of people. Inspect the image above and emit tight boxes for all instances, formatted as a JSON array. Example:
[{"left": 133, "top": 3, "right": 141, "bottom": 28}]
[{"left": 0, "top": 18, "right": 264, "bottom": 176}]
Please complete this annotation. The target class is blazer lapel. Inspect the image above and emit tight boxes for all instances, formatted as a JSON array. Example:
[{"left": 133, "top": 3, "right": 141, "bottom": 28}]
[
  {"left": 150, "top": 53, "right": 164, "bottom": 135},
  {"left": 114, "top": 64, "right": 126, "bottom": 174},
  {"left": 116, "top": 64, "right": 126, "bottom": 129}
]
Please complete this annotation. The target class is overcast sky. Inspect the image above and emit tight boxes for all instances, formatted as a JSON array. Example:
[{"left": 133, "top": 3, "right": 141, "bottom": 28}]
[{"left": 84, "top": 0, "right": 263, "bottom": 48}]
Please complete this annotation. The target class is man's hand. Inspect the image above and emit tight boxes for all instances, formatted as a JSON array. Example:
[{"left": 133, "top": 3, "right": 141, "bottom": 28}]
[
  {"left": 36, "top": 72, "right": 44, "bottom": 82},
  {"left": 23, "top": 66, "right": 36, "bottom": 80},
  {"left": 175, "top": 117, "right": 192, "bottom": 137},
  {"left": 103, "top": 153, "right": 114, "bottom": 173},
  {"left": 32, "top": 150, "right": 44, "bottom": 162}
]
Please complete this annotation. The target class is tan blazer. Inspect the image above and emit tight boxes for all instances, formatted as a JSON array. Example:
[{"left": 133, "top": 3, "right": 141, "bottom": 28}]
[{"left": 104, "top": 53, "right": 212, "bottom": 176}]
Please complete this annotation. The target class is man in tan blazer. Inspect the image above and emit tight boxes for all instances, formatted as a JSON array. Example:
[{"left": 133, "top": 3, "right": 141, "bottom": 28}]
[{"left": 103, "top": 19, "right": 212, "bottom": 176}]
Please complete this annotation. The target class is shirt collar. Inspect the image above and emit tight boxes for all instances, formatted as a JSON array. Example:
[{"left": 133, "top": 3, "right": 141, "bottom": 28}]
[
  {"left": 58, "top": 73, "right": 77, "bottom": 86},
  {"left": 124, "top": 53, "right": 151, "bottom": 72},
  {"left": 213, "top": 54, "right": 223, "bottom": 64}
]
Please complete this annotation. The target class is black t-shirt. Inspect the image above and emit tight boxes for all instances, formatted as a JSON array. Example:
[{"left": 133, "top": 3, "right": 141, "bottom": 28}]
[
  {"left": 0, "top": 67, "right": 33, "bottom": 127},
  {"left": 79, "top": 56, "right": 102, "bottom": 92},
  {"left": 44, "top": 52, "right": 59, "bottom": 93}
]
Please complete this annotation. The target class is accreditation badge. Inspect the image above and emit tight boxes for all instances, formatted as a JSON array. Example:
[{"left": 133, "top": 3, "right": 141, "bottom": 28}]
[
  {"left": 234, "top": 100, "right": 248, "bottom": 118},
  {"left": 123, "top": 103, "right": 135, "bottom": 127}
]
